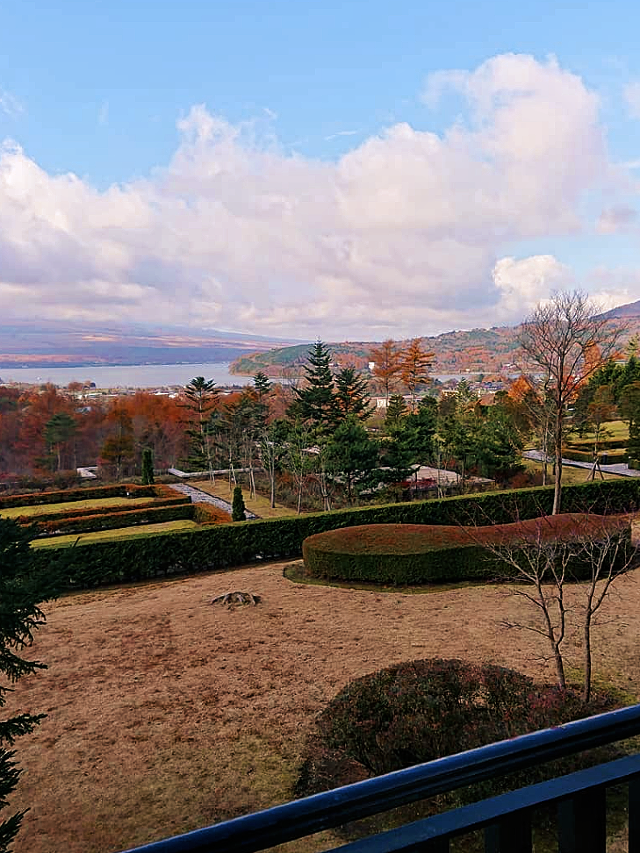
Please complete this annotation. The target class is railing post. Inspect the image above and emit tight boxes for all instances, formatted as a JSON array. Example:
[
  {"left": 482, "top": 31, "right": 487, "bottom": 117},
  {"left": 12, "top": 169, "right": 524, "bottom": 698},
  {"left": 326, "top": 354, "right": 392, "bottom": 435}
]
[
  {"left": 629, "top": 777, "right": 640, "bottom": 851},
  {"left": 484, "top": 811, "right": 532, "bottom": 853},
  {"left": 557, "top": 787, "right": 607, "bottom": 853}
]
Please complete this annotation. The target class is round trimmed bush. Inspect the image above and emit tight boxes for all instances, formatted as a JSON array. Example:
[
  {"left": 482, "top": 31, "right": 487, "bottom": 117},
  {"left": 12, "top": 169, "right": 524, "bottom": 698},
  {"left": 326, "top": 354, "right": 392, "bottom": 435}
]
[
  {"left": 301, "top": 514, "right": 630, "bottom": 585},
  {"left": 295, "top": 658, "right": 620, "bottom": 834}
]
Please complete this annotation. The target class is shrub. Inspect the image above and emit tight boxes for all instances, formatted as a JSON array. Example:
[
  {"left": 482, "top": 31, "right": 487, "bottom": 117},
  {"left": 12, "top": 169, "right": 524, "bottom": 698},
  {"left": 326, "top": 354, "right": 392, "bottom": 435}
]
[
  {"left": 301, "top": 515, "right": 631, "bottom": 585},
  {"left": 295, "top": 659, "right": 621, "bottom": 824},
  {"left": 13, "top": 494, "right": 190, "bottom": 526},
  {"left": 232, "top": 486, "right": 246, "bottom": 521},
  {"left": 193, "top": 503, "right": 231, "bottom": 524}
]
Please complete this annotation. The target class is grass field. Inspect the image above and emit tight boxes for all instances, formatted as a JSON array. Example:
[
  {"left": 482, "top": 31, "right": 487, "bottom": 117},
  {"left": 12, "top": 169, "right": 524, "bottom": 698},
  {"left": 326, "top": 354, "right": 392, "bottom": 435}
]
[
  {"left": 8, "top": 558, "right": 638, "bottom": 853},
  {"left": 31, "top": 519, "right": 199, "bottom": 548},
  {"left": 191, "top": 479, "right": 297, "bottom": 519},
  {"left": 567, "top": 419, "right": 629, "bottom": 442},
  {"left": 1, "top": 496, "right": 162, "bottom": 519}
]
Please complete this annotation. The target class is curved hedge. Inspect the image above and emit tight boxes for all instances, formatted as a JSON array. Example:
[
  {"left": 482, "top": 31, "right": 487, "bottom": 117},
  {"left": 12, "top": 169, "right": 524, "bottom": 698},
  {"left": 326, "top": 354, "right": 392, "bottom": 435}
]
[{"left": 301, "top": 514, "right": 631, "bottom": 584}]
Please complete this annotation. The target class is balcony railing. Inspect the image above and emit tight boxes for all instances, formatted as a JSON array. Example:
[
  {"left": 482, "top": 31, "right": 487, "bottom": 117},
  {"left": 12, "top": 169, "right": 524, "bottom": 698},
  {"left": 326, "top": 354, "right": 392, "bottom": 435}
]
[{"left": 120, "top": 703, "right": 640, "bottom": 853}]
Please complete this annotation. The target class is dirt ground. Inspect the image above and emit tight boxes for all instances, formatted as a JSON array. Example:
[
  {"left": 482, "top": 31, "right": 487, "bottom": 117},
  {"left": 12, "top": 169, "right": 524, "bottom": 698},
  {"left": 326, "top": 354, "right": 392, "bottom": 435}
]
[{"left": 7, "top": 562, "right": 640, "bottom": 853}]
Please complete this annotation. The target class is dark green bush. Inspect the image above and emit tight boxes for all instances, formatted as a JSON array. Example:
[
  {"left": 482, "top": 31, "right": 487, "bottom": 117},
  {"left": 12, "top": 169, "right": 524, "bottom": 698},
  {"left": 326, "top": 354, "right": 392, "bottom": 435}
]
[
  {"left": 301, "top": 515, "right": 631, "bottom": 585},
  {"left": 34, "top": 479, "right": 640, "bottom": 591}
]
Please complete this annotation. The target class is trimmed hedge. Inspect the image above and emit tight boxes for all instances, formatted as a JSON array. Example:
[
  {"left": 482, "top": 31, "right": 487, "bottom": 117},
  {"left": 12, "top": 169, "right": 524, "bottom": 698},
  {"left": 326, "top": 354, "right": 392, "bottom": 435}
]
[
  {"left": 13, "top": 494, "right": 190, "bottom": 525},
  {"left": 301, "top": 515, "right": 631, "bottom": 585},
  {"left": 563, "top": 448, "right": 628, "bottom": 464},
  {"left": 33, "top": 479, "right": 640, "bottom": 591},
  {"left": 33, "top": 503, "right": 196, "bottom": 537},
  {"left": 193, "top": 503, "right": 232, "bottom": 524},
  {"left": 565, "top": 437, "right": 628, "bottom": 451},
  {"left": 0, "top": 483, "right": 156, "bottom": 509}
]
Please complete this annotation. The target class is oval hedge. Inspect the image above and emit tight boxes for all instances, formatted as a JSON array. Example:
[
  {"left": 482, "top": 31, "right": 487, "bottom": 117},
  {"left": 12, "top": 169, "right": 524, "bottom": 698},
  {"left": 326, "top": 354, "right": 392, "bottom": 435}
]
[{"left": 301, "top": 514, "right": 631, "bottom": 584}]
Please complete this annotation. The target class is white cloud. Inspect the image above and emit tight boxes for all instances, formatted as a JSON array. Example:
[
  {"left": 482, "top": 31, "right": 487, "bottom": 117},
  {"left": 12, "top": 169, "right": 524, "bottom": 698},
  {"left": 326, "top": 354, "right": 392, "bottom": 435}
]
[
  {"left": 624, "top": 82, "right": 640, "bottom": 119},
  {"left": 0, "top": 88, "right": 23, "bottom": 118},
  {"left": 0, "top": 54, "right": 635, "bottom": 339}
]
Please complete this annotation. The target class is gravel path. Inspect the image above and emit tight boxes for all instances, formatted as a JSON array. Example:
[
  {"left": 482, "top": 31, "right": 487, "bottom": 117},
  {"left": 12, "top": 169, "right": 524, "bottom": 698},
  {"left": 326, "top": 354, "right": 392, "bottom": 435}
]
[{"left": 167, "top": 483, "right": 258, "bottom": 518}]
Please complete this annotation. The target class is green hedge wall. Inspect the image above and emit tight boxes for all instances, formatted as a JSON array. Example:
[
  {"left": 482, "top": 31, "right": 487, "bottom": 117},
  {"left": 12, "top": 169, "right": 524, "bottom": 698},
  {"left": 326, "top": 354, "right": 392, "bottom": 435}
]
[
  {"left": 301, "top": 516, "right": 631, "bottom": 585},
  {"left": 34, "top": 502, "right": 196, "bottom": 537},
  {"left": 0, "top": 483, "right": 156, "bottom": 509},
  {"left": 33, "top": 478, "right": 640, "bottom": 591}
]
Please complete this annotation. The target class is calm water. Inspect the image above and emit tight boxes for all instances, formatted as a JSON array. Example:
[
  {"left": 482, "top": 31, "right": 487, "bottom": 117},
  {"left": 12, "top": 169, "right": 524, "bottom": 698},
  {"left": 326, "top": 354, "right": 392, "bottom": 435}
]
[{"left": 0, "top": 362, "right": 253, "bottom": 388}]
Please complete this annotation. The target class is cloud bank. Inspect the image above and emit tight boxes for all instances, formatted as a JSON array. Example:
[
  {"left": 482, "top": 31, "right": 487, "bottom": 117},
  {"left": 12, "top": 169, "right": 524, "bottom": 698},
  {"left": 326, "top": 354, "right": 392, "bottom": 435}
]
[{"left": 0, "top": 54, "right": 636, "bottom": 339}]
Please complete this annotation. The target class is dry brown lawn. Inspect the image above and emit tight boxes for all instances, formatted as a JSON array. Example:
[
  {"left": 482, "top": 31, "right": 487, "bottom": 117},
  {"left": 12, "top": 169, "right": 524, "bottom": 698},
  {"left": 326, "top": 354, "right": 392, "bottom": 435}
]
[{"left": 8, "top": 561, "right": 640, "bottom": 853}]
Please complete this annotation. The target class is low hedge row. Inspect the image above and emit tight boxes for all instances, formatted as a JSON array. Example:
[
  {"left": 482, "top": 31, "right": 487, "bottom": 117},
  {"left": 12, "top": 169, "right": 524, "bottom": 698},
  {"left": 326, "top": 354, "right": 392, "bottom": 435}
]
[
  {"left": 0, "top": 483, "right": 156, "bottom": 509},
  {"left": 563, "top": 449, "right": 628, "bottom": 464},
  {"left": 33, "top": 479, "right": 640, "bottom": 590},
  {"left": 301, "top": 515, "right": 630, "bottom": 585},
  {"left": 565, "top": 437, "right": 628, "bottom": 450},
  {"left": 34, "top": 503, "right": 196, "bottom": 537},
  {"left": 193, "top": 503, "right": 232, "bottom": 524},
  {"left": 14, "top": 494, "right": 190, "bottom": 525}
]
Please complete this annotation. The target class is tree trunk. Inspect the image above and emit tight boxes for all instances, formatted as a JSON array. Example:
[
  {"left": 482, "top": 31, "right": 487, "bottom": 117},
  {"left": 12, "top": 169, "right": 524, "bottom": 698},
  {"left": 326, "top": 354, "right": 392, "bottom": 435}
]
[
  {"left": 552, "top": 411, "right": 563, "bottom": 515},
  {"left": 583, "top": 613, "right": 593, "bottom": 703}
]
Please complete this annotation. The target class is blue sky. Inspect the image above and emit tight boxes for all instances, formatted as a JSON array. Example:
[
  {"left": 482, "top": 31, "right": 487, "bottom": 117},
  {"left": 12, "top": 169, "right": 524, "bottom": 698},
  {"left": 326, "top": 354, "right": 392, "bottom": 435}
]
[{"left": 2, "top": 0, "right": 640, "bottom": 339}]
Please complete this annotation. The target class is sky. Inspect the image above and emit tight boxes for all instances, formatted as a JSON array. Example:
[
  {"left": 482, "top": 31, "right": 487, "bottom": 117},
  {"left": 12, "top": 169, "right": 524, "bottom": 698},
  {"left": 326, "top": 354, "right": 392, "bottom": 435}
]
[{"left": 3, "top": 0, "right": 640, "bottom": 341}]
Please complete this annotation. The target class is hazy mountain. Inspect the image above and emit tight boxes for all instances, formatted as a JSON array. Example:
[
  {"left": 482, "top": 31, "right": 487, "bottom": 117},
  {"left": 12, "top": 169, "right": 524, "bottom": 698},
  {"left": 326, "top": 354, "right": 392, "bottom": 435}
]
[{"left": 0, "top": 321, "right": 302, "bottom": 369}]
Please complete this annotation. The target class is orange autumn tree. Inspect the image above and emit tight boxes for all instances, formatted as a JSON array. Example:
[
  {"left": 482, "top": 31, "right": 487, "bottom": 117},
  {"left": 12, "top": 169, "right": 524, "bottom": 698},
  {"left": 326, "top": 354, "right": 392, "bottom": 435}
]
[
  {"left": 400, "top": 338, "right": 435, "bottom": 411},
  {"left": 369, "top": 339, "right": 402, "bottom": 403}
]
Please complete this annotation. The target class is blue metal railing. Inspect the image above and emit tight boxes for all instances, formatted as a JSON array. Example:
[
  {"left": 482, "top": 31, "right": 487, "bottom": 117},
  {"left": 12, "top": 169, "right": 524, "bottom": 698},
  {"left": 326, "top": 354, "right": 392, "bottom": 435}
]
[{"left": 120, "top": 703, "right": 640, "bottom": 853}]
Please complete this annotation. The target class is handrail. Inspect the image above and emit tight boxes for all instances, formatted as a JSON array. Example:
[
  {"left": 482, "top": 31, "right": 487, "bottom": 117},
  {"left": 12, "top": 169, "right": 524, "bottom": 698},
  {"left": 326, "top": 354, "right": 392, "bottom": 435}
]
[{"left": 120, "top": 702, "right": 640, "bottom": 853}]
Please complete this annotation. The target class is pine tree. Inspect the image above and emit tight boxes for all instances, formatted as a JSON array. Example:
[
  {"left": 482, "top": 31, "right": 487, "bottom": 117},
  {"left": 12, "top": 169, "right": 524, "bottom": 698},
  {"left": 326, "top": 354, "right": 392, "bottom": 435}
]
[
  {"left": 182, "top": 377, "right": 219, "bottom": 474},
  {"left": 231, "top": 486, "right": 246, "bottom": 521},
  {"left": 323, "top": 417, "right": 379, "bottom": 505},
  {"left": 141, "top": 447, "right": 155, "bottom": 485},
  {"left": 385, "top": 394, "right": 408, "bottom": 430},
  {"left": 334, "top": 367, "right": 373, "bottom": 423},
  {"left": 43, "top": 412, "right": 76, "bottom": 472},
  {"left": 0, "top": 520, "right": 51, "bottom": 852},
  {"left": 290, "top": 341, "right": 336, "bottom": 432}
]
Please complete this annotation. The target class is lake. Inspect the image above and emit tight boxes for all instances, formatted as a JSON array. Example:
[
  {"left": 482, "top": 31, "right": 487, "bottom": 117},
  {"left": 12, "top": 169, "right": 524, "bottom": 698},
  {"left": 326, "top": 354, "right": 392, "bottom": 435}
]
[{"left": 0, "top": 362, "right": 253, "bottom": 388}]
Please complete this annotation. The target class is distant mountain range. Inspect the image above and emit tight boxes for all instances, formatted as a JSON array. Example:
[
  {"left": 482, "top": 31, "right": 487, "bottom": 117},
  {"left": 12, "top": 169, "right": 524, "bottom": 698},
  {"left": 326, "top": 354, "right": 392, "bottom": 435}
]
[
  {"left": 230, "top": 299, "right": 640, "bottom": 377},
  {"left": 3, "top": 298, "right": 640, "bottom": 374},
  {"left": 0, "top": 321, "right": 302, "bottom": 369}
]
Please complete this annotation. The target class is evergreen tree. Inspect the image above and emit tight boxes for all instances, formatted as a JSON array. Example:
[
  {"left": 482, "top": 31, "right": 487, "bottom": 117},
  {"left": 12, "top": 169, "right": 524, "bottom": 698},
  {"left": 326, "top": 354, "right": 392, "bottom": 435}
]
[
  {"left": 0, "top": 520, "right": 51, "bottom": 851},
  {"left": 183, "top": 377, "right": 219, "bottom": 474},
  {"left": 43, "top": 412, "right": 76, "bottom": 472},
  {"left": 384, "top": 394, "right": 408, "bottom": 431},
  {"left": 231, "top": 486, "right": 246, "bottom": 521},
  {"left": 334, "top": 367, "right": 374, "bottom": 423},
  {"left": 290, "top": 341, "right": 336, "bottom": 432},
  {"left": 322, "top": 416, "right": 379, "bottom": 504},
  {"left": 141, "top": 447, "right": 155, "bottom": 485}
]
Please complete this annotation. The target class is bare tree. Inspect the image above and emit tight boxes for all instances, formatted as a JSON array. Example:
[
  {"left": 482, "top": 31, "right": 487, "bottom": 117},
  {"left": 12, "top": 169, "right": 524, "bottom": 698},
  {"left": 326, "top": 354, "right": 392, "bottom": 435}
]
[
  {"left": 477, "top": 513, "right": 636, "bottom": 701},
  {"left": 518, "top": 291, "right": 620, "bottom": 514}
]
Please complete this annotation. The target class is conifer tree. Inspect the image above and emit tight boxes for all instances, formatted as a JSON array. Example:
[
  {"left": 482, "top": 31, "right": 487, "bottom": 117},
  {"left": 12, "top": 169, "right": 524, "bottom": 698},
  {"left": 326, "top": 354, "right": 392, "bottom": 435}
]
[
  {"left": 182, "top": 377, "right": 219, "bottom": 475},
  {"left": 290, "top": 341, "right": 336, "bottom": 432},
  {"left": 231, "top": 485, "right": 246, "bottom": 521},
  {"left": 334, "top": 367, "right": 374, "bottom": 423},
  {"left": 141, "top": 447, "right": 155, "bottom": 485},
  {"left": 0, "top": 520, "right": 51, "bottom": 852}
]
